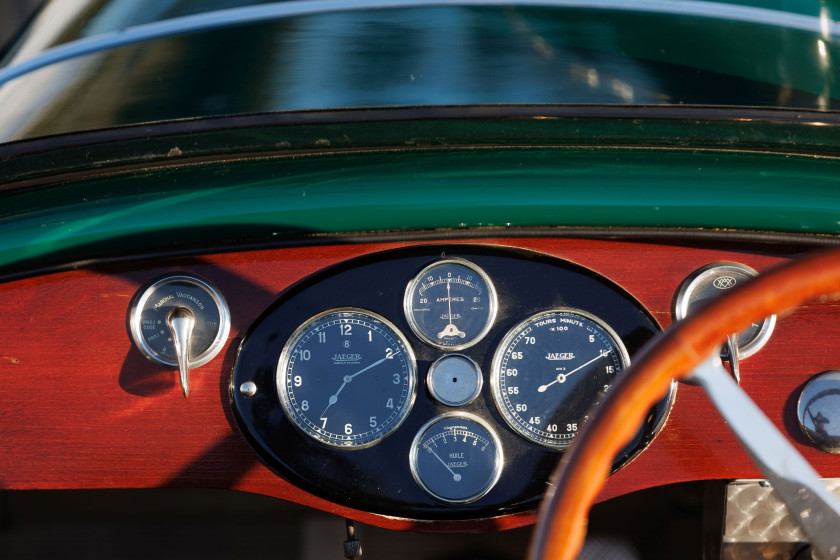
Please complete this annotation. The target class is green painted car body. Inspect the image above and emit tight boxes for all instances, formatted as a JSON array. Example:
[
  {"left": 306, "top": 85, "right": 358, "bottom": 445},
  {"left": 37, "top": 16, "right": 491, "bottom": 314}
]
[{"left": 2, "top": 0, "right": 840, "bottom": 277}]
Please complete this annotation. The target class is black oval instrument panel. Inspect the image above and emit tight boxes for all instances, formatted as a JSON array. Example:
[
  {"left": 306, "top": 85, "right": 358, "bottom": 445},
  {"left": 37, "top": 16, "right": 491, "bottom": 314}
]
[{"left": 230, "top": 245, "right": 672, "bottom": 520}]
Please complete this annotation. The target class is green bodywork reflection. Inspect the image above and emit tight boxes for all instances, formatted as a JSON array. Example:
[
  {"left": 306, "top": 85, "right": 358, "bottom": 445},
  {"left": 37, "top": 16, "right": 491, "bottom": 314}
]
[{"left": 1, "top": 146, "right": 840, "bottom": 271}]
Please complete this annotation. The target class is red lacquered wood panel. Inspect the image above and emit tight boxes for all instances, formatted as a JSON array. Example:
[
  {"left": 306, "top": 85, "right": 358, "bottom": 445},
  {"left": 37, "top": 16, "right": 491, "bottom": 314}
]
[{"left": 0, "top": 237, "right": 838, "bottom": 531}]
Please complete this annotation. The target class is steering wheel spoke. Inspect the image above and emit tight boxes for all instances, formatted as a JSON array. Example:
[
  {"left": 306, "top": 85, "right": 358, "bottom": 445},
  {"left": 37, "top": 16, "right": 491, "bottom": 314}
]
[
  {"left": 530, "top": 248, "right": 840, "bottom": 560},
  {"left": 690, "top": 355, "right": 840, "bottom": 560}
]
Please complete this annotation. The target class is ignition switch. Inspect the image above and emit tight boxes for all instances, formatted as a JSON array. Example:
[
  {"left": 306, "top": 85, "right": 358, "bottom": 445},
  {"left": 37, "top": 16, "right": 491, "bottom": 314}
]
[{"left": 129, "top": 275, "right": 230, "bottom": 397}]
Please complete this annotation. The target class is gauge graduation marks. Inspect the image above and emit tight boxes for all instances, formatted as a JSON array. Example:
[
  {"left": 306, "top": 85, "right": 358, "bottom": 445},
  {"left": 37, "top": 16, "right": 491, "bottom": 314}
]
[
  {"left": 409, "top": 412, "right": 503, "bottom": 503},
  {"left": 404, "top": 258, "right": 497, "bottom": 350},
  {"left": 491, "top": 309, "right": 629, "bottom": 448},
  {"left": 277, "top": 308, "right": 417, "bottom": 449}
]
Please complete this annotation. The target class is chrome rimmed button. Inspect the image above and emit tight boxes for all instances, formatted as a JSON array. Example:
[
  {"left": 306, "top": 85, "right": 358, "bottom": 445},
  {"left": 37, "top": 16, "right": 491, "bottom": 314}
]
[{"left": 427, "top": 354, "right": 483, "bottom": 407}]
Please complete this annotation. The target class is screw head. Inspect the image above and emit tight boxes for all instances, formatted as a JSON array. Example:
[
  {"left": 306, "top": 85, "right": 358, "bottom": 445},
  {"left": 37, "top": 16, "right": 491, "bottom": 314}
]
[{"left": 240, "top": 381, "right": 257, "bottom": 397}]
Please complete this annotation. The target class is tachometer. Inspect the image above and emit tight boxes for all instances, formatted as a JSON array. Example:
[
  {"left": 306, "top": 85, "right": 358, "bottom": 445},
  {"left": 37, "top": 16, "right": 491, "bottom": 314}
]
[
  {"left": 490, "top": 309, "right": 629, "bottom": 448},
  {"left": 404, "top": 258, "right": 497, "bottom": 350},
  {"left": 277, "top": 308, "right": 417, "bottom": 449}
]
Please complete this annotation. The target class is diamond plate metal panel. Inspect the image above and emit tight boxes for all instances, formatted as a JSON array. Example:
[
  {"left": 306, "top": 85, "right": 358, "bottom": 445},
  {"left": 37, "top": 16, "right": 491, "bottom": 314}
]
[
  {"left": 726, "top": 481, "right": 805, "bottom": 542},
  {"left": 720, "top": 479, "right": 840, "bottom": 560}
]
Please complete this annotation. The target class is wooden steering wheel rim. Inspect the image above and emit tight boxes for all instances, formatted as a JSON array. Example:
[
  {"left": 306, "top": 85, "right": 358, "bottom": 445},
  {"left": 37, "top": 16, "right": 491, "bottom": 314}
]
[{"left": 529, "top": 248, "right": 840, "bottom": 560}]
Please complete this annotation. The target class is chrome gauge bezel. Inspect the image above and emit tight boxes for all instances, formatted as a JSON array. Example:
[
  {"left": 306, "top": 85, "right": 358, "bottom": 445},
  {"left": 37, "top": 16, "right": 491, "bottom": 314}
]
[
  {"left": 129, "top": 274, "right": 231, "bottom": 368},
  {"left": 490, "top": 308, "right": 630, "bottom": 449},
  {"left": 409, "top": 412, "right": 504, "bottom": 504},
  {"left": 674, "top": 262, "right": 776, "bottom": 359},
  {"left": 426, "top": 354, "right": 483, "bottom": 407},
  {"left": 797, "top": 371, "right": 840, "bottom": 454},
  {"left": 403, "top": 258, "right": 498, "bottom": 350},
  {"left": 231, "top": 245, "right": 672, "bottom": 519},
  {"left": 276, "top": 307, "right": 418, "bottom": 450}
]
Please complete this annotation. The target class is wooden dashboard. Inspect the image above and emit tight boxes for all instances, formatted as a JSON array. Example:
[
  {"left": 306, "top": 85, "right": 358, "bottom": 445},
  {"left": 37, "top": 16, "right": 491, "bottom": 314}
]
[{"left": 1, "top": 236, "right": 837, "bottom": 532}]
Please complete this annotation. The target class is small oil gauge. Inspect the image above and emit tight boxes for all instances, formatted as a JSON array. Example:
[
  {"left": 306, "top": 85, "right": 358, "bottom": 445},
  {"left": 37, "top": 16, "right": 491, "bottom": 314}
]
[{"left": 410, "top": 412, "right": 503, "bottom": 504}]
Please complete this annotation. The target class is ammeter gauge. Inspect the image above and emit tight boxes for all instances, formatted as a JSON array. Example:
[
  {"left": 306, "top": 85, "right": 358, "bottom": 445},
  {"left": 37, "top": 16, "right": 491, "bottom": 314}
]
[
  {"left": 409, "top": 413, "right": 503, "bottom": 504},
  {"left": 404, "top": 258, "right": 497, "bottom": 350}
]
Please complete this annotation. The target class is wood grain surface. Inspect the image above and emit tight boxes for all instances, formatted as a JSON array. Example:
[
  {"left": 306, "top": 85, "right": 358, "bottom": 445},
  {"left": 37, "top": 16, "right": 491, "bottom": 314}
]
[{"left": 0, "top": 237, "right": 836, "bottom": 531}]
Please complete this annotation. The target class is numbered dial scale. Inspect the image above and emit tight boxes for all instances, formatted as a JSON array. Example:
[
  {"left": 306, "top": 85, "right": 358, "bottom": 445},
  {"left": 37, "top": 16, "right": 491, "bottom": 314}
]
[
  {"left": 410, "top": 413, "right": 503, "bottom": 504},
  {"left": 404, "top": 258, "right": 497, "bottom": 350},
  {"left": 277, "top": 309, "right": 417, "bottom": 449},
  {"left": 231, "top": 245, "right": 672, "bottom": 520},
  {"left": 491, "top": 309, "right": 629, "bottom": 448}
]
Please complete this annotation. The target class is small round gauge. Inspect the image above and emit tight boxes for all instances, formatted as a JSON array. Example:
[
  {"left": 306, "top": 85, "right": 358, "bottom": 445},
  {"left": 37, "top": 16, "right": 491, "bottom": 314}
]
[
  {"left": 409, "top": 412, "right": 503, "bottom": 504},
  {"left": 277, "top": 308, "right": 417, "bottom": 449},
  {"left": 675, "top": 262, "right": 775, "bottom": 359},
  {"left": 427, "top": 354, "right": 483, "bottom": 407},
  {"left": 129, "top": 275, "right": 230, "bottom": 369},
  {"left": 797, "top": 371, "right": 840, "bottom": 454},
  {"left": 404, "top": 258, "right": 497, "bottom": 350},
  {"left": 491, "top": 309, "right": 629, "bottom": 448}
]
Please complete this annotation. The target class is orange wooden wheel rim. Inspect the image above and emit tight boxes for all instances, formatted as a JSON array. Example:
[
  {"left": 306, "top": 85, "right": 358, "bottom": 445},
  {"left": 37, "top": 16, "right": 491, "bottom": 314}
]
[{"left": 529, "top": 248, "right": 840, "bottom": 560}]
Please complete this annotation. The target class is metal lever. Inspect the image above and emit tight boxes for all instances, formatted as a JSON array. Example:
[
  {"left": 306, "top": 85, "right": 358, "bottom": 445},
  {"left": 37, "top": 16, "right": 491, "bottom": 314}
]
[
  {"left": 687, "top": 356, "right": 840, "bottom": 560},
  {"left": 722, "top": 333, "right": 740, "bottom": 384},
  {"left": 167, "top": 307, "right": 195, "bottom": 397}
]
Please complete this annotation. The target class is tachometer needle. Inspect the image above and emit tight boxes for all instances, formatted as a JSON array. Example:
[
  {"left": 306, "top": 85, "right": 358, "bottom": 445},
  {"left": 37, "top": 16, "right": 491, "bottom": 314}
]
[
  {"left": 538, "top": 351, "right": 607, "bottom": 392},
  {"left": 424, "top": 444, "right": 462, "bottom": 482},
  {"left": 320, "top": 351, "right": 400, "bottom": 417}
]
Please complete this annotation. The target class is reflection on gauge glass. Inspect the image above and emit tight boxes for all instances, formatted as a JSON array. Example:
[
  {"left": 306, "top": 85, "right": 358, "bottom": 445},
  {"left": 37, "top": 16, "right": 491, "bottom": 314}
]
[
  {"left": 675, "top": 262, "right": 775, "bottom": 359},
  {"left": 277, "top": 308, "right": 417, "bottom": 449},
  {"left": 797, "top": 371, "right": 840, "bottom": 454},
  {"left": 410, "top": 413, "right": 503, "bottom": 504},
  {"left": 491, "top": 309, "right": 629, "bottom": 448},
  {"left": 404, "top": 258, "right": 497, "bottom": 350}
]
